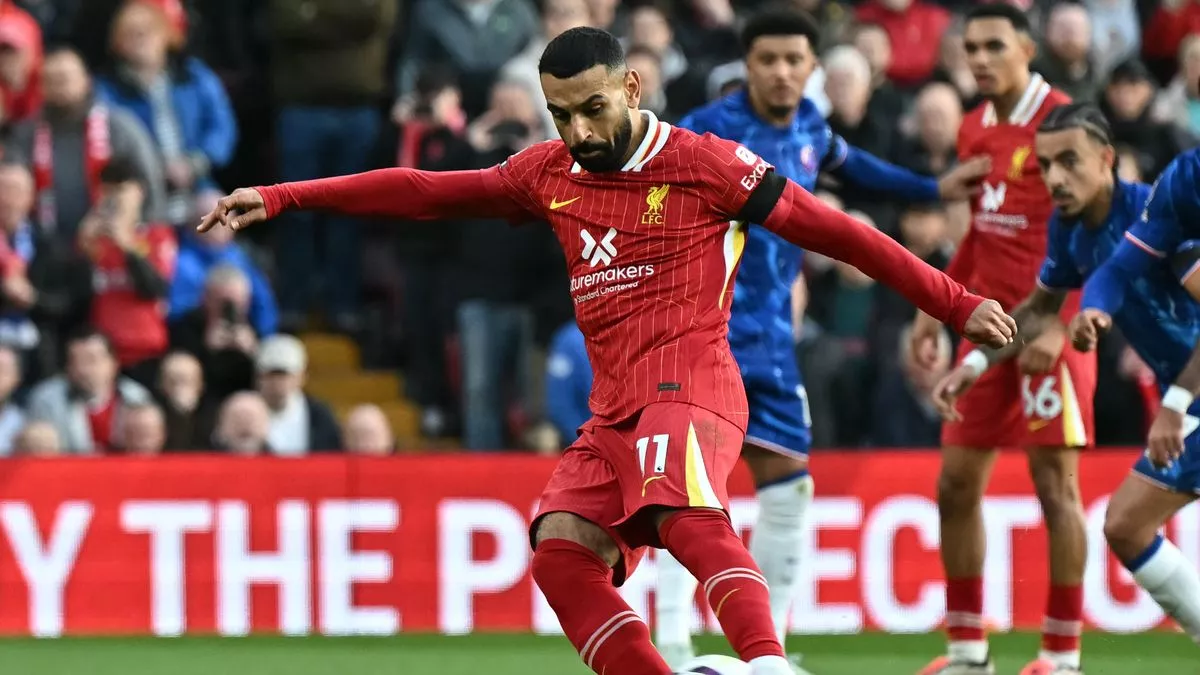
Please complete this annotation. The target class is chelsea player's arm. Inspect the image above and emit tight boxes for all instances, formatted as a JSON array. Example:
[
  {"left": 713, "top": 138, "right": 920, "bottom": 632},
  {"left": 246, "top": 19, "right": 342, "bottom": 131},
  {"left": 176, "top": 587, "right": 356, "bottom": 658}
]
[
  {"left": 958, "top": 216, "right": 1076, "bottom": 375},
  {"left": 1159, "top": 240, "right": 1200, "bottom": 422},
  {"left": 819, "top": 127, "right": 987, "bottom": 203}
]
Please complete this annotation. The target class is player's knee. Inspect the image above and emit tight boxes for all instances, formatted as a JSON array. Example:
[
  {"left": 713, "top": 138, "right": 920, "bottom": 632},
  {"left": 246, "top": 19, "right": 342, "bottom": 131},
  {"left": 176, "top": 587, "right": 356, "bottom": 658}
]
[
  {"left": 1028, "top": 450, "right": 1084, "bottom": 526},
  {"left": 743, "top": 444, "right": 808, "bottom": 487},
  {"left": 936, "top": 467, "right": 985, "bottom": 514},
  {"left": 533, "top": 511, "right": 620, "bottom": 567},
  {"left": 1102, "top": 499, "right": 1146, "bottom": 558}
]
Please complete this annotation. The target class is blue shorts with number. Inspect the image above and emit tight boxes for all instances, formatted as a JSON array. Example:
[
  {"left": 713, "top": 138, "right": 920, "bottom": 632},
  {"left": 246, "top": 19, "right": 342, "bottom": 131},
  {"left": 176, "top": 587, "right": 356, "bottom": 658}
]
[
  {"left": 734, "top": 344, "right": 812, "bottom": 459},
  {"left": 1133, "top": 421, "right": 1200, "bottom": 495}
]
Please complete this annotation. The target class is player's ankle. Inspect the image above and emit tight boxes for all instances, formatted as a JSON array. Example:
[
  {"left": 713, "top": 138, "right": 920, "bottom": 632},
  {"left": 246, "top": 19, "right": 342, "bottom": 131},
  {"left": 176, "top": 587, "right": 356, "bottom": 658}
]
[
  {"left": 749, "top": 654, "right": 793, "bottom": 675},
  {"left": 948, "top": 639, "right": 989, "bottom": 664}
]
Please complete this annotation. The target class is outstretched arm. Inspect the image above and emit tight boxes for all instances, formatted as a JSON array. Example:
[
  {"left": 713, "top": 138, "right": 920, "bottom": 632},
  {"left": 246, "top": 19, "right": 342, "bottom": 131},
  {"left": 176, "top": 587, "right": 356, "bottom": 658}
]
[
  {"left": 754, "top": 173, "right": 1007, "bottom": 341},
  {"left": 828, "top": 145, "right": 941, "bottom": 202},
  {"left": 968, "top": 285, "right": 1067, "bottom": 368}
]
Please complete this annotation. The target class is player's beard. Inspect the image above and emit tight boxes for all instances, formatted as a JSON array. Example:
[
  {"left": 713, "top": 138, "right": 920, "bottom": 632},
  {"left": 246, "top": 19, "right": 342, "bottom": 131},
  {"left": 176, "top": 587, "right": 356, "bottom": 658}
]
[{"left": 569, "top": 109, "right": 634, "bottom": 173}]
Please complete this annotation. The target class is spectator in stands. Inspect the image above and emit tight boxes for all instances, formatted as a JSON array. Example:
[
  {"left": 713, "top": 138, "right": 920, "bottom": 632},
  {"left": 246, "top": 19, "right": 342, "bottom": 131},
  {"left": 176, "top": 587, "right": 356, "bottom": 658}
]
[
  {"left": 96, "top": 0, "right": 237, "bottom": 226},
  {"left": 1102, "top": 58, "right": 1197, "bottom": 179},
  {"left": 212, "top": 390, "right": 270, "bottom": 454},
  {"left": 267, "top": 0, "right": 397, "bottom": 336},
  {"left": 871, "top": 321, "right": 950, "bottom": 447},
  {"left": 171, "top": 191, "right": 276, "bottom": 337},
  {"left": 1141, "top": 0, "right": 1200, "bottom": 82},
  {"left": 0, "top": 344, "right": 22, "bottom": 454},
  {"left": 156, "top": 350, "right": 213, "bottom": 450},
  {"left": 0, "top": 3, "right": 42, "bottom": 123},
  {"left": 394, "top": 0, "right": 538, "bottom": 120},
  {"left": 850, "top": 23, "right": 903, "bottom": 126},
  {"left": 14, "top": 45, "right": 165, "bottom": 243},
  {"left": 583, "top": 0, "right": 625, "bottom": 36},
  {"left": 855, "top": 0, "right": 950, "bottom": 89},
  {"left": 344, "top": 404, "right": 395, "bottom": 455},
  {"left": 544, "top": 320, "right": 590, "bottom": 447},
  {"left": 502, "top": 0, "right": 592, "bottom": 138},
  {"left": 625, "top": 45, "right": 671, "bottom": 121},
  {"left": 625, "top": 4, "right": 686, "bottom": 86},
  {"left": 13, "top": 419, "right": 58, "bottom": 455},
  {"left": 1154, "top": 34, "right": 1200, "bottom": 137},
  {"left": 1035, "top": 3, "right": 1100, "bottom": 104},
  {"left": 894, "top": 82, "right": 963, "bottom": 176},
  {"left": 13, "top": 0, "right": 83, "bottom": 46},
  {"left": 1116, "top": 144, "right": 1145, "bottom": 182},
  {"left": 933, "top": 23, "right": 981, "bottom": 109},
  {"left": 1085, "top": 0, "right": 1140, "bottom": 76},
  {"left": 78, "top": 158, "right": 175, "bottom": 385},
  {"left": 255, "top": 334, "right": 341, "bottom": 454},
  {"left": 170, "top": 264, "right": 257, "bottom": 403},
  {"left": 116, "top": 401, "right": 164, "bottom": 454},
  {"left": 826, "top": 45, "right": 893, "bottom": 160},
  {"left": 26, "top": 326, "right": 153, "bottom": 453},
  {"left": 0, "top": 163, "right": 41, "bottom": 372}
]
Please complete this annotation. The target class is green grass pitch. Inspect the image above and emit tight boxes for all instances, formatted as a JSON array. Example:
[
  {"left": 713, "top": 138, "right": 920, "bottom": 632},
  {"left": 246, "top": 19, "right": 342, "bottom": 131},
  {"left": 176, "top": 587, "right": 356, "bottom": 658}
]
[{"left": 0, "top": 632, "right": 1193, "bottom": 675}]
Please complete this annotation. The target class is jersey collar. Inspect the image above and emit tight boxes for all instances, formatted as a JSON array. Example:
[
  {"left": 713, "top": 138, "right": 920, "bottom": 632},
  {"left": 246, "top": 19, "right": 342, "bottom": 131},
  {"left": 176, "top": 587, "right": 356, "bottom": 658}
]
[
  {"left": 570, "top": 111, "right": 672, "bottom": 174},
  {"left": 981, "top": 74, "right": 1052, "bottom": 128}
]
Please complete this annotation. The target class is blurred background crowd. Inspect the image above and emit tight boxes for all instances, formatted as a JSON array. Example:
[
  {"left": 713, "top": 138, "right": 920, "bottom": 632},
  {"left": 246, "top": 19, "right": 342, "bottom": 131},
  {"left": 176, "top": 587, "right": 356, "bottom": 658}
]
[{"left": 0, "top": 0, "right": 1190, "bottom": 456}]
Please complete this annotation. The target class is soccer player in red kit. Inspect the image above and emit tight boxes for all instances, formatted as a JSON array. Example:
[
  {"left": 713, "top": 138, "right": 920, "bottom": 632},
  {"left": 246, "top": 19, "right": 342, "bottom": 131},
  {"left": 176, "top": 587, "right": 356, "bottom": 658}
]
[
  {"left": 201, "top": 28, "right": 1015, "bottom": 675},
  {"left": 909, "top": 5, "right": 1094, "bottom": 675}
]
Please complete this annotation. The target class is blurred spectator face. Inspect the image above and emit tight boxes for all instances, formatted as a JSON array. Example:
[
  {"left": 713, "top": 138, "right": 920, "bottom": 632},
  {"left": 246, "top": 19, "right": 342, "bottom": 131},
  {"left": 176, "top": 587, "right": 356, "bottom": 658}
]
[
  {"left": 490, "top": 81, "right": 537, "bottom": 128},
  {"left": 1036, "top": 127, "right": 1115, "bottom": 220},
  {"left": 852, "top": 25, "right": 892, "bottom": 83},
  {"left": 745, "top": 34, "right": 817, "bottom": 121},
  {"left": 255, "top": 336, "right": 307, "bottom": 411},
  {"left": 159, "top": 352, "right": 203, "bottom": 413},
  {"left": 111, "top": 2, "right": 171, "bottom": 70},
  {"left": 0, "top": 164, "right": 33, "bottom": 234},
  {"left": 630, "top": 6, "right": 672, "bottom": 56},
  {"left": 1116, "top": 147, "right": 1142, "bottom": 182},
  {"left": 203, "top": 266, "right": 252, "bottom": 319},
  {"left": 899, "top": 208, "right": 948, "bottom": 258},
  {"left": 626, "top": 50, "right": 664, "bottom": 113},
  {"left": 0, "top": 346, "right": 19, "bottom": 403},
  {"left": 122, "top": 404, "right": 165, "bottom": 455},
  {"left": 345, "top": 405, "right": 394, "bottom": 455},
  {"left": 42, "top": 49, "right": 91, "bottom": 111},
  {"left": 963, "top": 17, "right": 1035, "bottom": 99},
  {"left": 1046, "top": 5, "right": 1091, "bottom": 65},
  {"left": 584, "top": 0, "right": 618, "bottom": 29},
  {"left": 1181, "top": 36, "right": 1200, "bottom": 97},
  {"left": 915, "top": 83, "right": 963, "bottom": 153},
  {"left": 878, "top": 0, "right": 912, "bottom": 12},
  {"left": 824, "top": 49, "right": 871, "bottom": 126},
  {"left": 543, "top": 0, "right": 591, "bottom": 40},
  {"left": 96, "top": 179, "right": 146, "bottom": 229},
  {"left": 66, "top": 334, "right": 117, "bottom": 397},
  {"left": 216, "top": 392, "right": 270, "bottom": 455},
  {"left": 15, "top": 421, "right": 60, "bottom": 457},
  {"left": 0, "top": 28, "right": 33, "bottom": 90},
  {"left": 1105, "top": 76, "right": 1153, "bottom": 121}
]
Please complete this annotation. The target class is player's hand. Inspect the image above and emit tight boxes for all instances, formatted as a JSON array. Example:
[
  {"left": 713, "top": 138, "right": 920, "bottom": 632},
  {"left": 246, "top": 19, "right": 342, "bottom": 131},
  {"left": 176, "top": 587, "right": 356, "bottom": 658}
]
[
  {"left": 937, "top": 156, "right": 992, "bottom": 201},
  {"left": 909, "top": 311, "right": 944, "bottom": 369},
  {"left": 1068, "top": 309, "right": 1112, "bottom": 352},
  {"left": 1147, "top": 407, "right": 1187, "bottom": 469},
  {"left": 931, "top": 365, "right": 981, "bottom": 421},
  {"left": 961, "top": 299, "right": 1017, "bottom": 349},
  {"left": 197, "top": 188, "right": 267, "bottom": 234},
  {"left": 1017, "top": 318, "right": 1066, "bottom": 375}
]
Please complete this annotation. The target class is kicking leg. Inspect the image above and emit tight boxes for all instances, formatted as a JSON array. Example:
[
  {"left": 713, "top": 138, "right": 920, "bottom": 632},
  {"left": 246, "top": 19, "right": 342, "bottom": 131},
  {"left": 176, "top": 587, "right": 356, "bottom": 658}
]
[
  {"left": 1025, "top": 447, "right": 1087, "bottom": 673},
  {"left": 743, "top": 443, "right": 813, "bottom": 645},
  {"left": 923, "top": 445, "right": 998, "bottom": 675},
  {"left": 532, "top": 512, "right": 673, "bottom": 675},
  {"left": 657, "top": 508, "right": 791, "bottom": 675},
  {"left": 1104, "top": 474, "right": 1200, "bottom": 643}
]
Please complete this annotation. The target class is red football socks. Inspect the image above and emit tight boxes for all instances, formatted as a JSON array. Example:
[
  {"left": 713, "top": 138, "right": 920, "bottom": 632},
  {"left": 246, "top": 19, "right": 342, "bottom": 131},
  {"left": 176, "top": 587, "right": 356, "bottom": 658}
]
[
  {"left": 659, "top": 509, "right": 785, "bottom": 662},
  {"left": 1042, "top": 584, "right": 1083, "bottom": 655},
  {"left": 531, "top": 538, "right": 672, "bottom": 675},
  {"left": 945, "top": 577, "right": 986, "bottom": 643}
]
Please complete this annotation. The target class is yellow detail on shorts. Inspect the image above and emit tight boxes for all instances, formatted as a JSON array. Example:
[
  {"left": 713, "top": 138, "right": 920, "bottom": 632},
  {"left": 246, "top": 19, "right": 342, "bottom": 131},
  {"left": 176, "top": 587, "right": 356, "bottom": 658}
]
[
  {"left": 1059, "top": 363, "right": 1088, "bottom": 447},
  {"left": 684, "top": 422, "right": 721, "bottom": 508},
  {"left": 641, "top": 475, "right": 665, "bottom": 496}
]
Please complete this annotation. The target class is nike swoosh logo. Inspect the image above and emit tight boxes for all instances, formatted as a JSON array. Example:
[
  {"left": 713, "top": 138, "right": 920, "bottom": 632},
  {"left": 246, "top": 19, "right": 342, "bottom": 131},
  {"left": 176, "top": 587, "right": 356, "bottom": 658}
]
[
  {"left": 550, "top": 196, "right": 581, "bottom": 210},
  {"left": 1028, "top": 419, "right": 1052, "bottom": 432},
  {"left": 641, "top": 475, "right": 665, "bottom": 496}
]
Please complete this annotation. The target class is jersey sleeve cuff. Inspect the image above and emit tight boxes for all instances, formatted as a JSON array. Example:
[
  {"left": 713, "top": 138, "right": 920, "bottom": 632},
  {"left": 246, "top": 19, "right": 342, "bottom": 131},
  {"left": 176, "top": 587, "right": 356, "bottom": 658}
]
[{"left": 948, "top": 293, "right": 987, "bottom": 336}]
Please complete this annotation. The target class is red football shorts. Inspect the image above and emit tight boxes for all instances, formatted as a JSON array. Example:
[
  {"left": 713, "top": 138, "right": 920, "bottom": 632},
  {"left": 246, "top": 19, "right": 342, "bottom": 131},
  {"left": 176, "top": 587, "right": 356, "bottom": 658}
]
[
  {"left": 942, "top": 340, "right": 1097, "bottom": 449},
  {"left": 530, "top": 401, "right": 743, "bottom": 585}
]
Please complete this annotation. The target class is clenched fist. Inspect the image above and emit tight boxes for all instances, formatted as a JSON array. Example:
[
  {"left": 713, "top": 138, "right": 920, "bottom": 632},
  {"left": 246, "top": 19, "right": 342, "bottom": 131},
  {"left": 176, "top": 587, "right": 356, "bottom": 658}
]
[
  {"left": 1068, "top": 308, "right": 1112, "bottom": 352},
  {"left": 962, "top": 299, "right": 1017, "bottom": 349}
]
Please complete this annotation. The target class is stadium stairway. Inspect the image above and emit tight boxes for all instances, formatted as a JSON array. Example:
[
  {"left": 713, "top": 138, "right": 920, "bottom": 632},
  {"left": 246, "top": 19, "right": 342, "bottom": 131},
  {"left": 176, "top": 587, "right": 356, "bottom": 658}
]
[{"left": 300, "top": 332, "right": 429, "bottom": 449}]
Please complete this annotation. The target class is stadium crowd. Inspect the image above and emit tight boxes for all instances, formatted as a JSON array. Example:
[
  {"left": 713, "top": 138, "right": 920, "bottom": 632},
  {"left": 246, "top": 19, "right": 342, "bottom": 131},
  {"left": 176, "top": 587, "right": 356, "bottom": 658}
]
[{"left": 0, "top": 0, "right": 1193, "bottom": 455}]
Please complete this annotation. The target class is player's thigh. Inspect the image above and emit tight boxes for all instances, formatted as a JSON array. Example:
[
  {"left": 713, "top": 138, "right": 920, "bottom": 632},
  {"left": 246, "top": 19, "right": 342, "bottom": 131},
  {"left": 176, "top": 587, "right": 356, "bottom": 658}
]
[
  {"left": 741, "top": 368, "right": 811, "bottom": 485},
  {"left": 1018, "top": 347, "right": 1096, "bottom": 449},
  {"left": 614, "top": 402, "right": 744, "bottom": 540},
  {"left": 941, "top": 357, "right": 1024, "bottom": 449},
  {"left": 1104, "top": 470, "right": 1196, "bottom": 560}
]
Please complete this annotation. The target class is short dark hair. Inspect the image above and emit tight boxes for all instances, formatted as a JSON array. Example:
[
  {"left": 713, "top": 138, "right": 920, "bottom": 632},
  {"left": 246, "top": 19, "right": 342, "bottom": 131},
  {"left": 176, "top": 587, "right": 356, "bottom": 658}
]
[
  {"left": 741, "top": 6, "right": 821, "bottom": 53},
  {"left": 539, "top": 27, "right": 626, "bottom": 79},
  {"left": 1038, "top": 102, "right": 1113, "bottom": 145},
  {"left": 965, "top": 2, "right": 1032, "bottom": 34},
  {"left": 66, "top": 325, "right": 115, "bottom": 357},
  {"left": 99, "top": 156, "right": 143, "bottom": 186}
]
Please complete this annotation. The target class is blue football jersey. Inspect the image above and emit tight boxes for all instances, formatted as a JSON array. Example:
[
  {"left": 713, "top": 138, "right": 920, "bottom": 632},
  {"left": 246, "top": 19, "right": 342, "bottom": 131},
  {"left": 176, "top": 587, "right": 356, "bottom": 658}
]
[{"left": 679, "top": 90, "right": 848, "bottom": 360}]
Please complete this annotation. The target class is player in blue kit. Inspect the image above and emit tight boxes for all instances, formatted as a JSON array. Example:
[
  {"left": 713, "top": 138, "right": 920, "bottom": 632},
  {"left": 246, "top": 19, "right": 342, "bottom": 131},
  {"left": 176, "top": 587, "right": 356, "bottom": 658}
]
[
  {"left": 935, "top": 103, "right": 1200, "bottom": 656},
  {"left": 653, "top": 8, "right": 989, "bottom": 670}
]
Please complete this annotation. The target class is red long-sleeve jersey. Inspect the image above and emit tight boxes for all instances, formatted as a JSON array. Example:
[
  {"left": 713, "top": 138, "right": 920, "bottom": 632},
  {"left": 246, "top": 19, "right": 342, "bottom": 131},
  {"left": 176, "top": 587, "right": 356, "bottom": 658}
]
[{"left": 259, "top": 112, "right": 984, "bottom": 425}]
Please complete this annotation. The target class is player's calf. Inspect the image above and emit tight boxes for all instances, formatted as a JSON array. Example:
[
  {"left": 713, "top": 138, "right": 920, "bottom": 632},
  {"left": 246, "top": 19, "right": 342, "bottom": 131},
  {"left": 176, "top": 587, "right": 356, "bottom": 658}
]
[
  {"left": 531, "top": 512, "right": 672, "bottom": 675},
  {"left": 1103, "top": 477, "right": 1200, "bottom": 643},
  {"left": 1026, "top": 447, "right": 1087, "bottom": 670},
  {"left": 657, "top": 508, "right": 793, "bottom": 675}
]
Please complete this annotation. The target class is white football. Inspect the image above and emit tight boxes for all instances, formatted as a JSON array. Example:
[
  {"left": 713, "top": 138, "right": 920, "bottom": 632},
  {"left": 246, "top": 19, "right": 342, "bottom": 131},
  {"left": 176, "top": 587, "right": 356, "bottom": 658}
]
[{"left": 675, "top": 654, "right": 751, "bottom": 675}]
